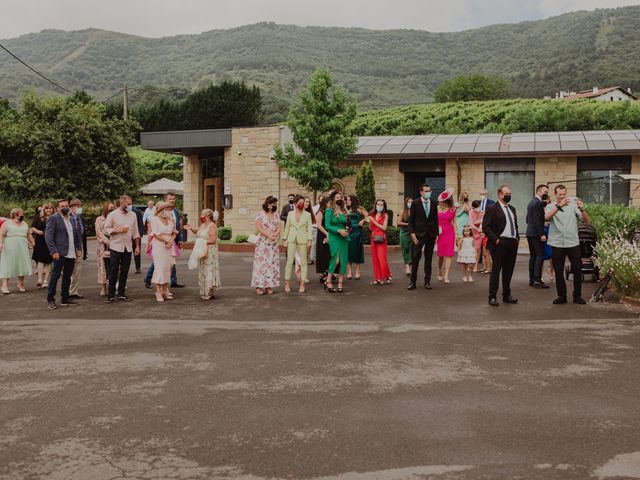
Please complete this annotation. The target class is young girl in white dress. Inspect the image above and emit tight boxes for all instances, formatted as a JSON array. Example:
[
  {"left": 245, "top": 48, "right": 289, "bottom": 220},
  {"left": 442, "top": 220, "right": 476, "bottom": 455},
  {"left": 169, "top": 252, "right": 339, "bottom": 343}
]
[{"left": 457, "top": 225, "right": 476, "bottom": 283}]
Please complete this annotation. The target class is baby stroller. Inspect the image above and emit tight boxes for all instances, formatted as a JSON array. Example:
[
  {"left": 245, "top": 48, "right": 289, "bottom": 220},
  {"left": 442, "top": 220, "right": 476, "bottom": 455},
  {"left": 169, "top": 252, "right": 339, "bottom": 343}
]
[{"left": 565, "top": 223, "right": 599, "bottom": 282}]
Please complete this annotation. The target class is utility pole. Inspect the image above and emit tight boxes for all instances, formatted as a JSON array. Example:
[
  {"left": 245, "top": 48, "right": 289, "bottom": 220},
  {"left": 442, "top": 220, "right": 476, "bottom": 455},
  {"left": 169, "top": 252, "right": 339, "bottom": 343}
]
[{"left": 123, "top": 85, "right": 129, "bottom": 121}]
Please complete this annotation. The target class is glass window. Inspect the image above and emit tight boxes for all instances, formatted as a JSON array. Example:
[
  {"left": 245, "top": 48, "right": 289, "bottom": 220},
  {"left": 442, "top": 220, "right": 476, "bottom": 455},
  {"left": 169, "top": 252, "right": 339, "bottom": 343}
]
[
  {"left": 577, "top": 157, "right": 630, "bottom": 205},
  {"left": 485, "top": 172, "right": 534, "bottom": 233}
]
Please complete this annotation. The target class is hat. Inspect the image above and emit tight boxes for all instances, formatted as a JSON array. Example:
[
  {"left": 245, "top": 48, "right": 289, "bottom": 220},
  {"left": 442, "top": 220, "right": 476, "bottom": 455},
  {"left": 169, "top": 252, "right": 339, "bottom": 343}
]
[
  {"left": 155, "top": 201, "right": 173, "bottom": 214},
  {"left": 70, "top": 198, "right": 83, "bottom": 206},
  {"left": 437, "top": 191, "right": 452, "bottom": 202}
]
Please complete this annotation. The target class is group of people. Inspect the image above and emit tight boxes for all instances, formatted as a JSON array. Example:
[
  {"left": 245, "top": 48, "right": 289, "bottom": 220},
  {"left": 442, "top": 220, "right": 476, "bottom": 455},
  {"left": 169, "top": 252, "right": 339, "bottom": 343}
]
[{"left": 0, "top": 181, "right": 589, "bottom": 308}]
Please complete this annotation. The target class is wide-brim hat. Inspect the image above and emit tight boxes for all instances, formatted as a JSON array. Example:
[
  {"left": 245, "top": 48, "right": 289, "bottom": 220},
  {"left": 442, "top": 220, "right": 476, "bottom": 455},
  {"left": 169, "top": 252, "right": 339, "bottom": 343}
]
[
  {"left": 438, "top": 191, "right": 452, "bottom": 202},
  {"left": 155, "top": 201, "right": 173, "bottom": 214},
  {"left": 70, "top": 198, "right": 83, "bottom": 206}
]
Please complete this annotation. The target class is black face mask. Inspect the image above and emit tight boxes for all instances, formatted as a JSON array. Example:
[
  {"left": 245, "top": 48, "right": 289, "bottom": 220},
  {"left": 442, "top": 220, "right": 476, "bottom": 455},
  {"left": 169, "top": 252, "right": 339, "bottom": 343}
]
[
  {"left": 288, "top": 199, "right": 294, "bottom": 205},
  {"left": 541, "top": 193, "right": 550, "bottom": 202},
  {"left": 335, "top": 199, "right": 344, "bottom": 207},
  {"left": 61, "top": 207, "right": 70, "bottom": 216},
  {"left": 503, "top": 195, "right": 512, "bottom": 204},
  {"left": 18, "top": 215, "right": 24, "bottom": 222},
  {"left": 270, "top": 205, "right": 277, "bottom": 212}
]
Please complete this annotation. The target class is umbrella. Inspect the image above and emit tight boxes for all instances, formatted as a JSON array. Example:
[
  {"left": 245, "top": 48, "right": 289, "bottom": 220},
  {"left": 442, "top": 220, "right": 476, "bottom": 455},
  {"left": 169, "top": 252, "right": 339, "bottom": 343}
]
[{"left": 140, "top": 178, "right": 184, "bottom": 195}]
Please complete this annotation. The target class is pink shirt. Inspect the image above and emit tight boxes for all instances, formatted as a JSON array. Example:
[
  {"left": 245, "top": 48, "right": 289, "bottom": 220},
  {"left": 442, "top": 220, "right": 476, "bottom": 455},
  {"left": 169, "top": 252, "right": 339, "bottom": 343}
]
[{"left": 104, "top": 208, "right": 141, "bottom": 253}]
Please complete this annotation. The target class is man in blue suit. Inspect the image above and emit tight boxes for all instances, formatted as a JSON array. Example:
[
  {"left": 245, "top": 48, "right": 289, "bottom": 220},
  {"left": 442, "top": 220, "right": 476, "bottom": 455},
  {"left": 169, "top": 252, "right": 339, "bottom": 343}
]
[
  {"left": 526, "top": 184, "right": 551, "bottom": 289},
  {"left": 478, "top": 188, "right": 495, "bottom": 213},
  {"left": 45, "top": 199, "right": 83, "bottom": 309},
  {"left": 144, "top": 192, "right": 185, "bottom": 289}
]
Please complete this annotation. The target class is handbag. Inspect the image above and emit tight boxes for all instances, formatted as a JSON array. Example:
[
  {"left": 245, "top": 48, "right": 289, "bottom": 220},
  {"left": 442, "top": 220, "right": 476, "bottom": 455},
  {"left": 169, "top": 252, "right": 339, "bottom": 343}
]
[
  {"left": 373, "top": 235, "right": 385, "bottom": 244},
  {"left": 248, "top": 233, "right": 260, "bottom": 245}
]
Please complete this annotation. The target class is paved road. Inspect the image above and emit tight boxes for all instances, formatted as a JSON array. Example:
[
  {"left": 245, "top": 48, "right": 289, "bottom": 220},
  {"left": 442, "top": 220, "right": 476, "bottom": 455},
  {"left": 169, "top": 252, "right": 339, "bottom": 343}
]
[{"left": 1, "top": 247, "right": 639, "bottom": 479}]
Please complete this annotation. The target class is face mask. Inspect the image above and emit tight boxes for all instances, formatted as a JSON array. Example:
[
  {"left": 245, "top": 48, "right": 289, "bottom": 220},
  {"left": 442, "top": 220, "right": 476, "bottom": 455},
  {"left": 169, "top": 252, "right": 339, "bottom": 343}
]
[
  {"left": 289, "top": 199, "right": 294, "bottom": 205},
  {"left": 463, "top": 196, "right": 468, "bottom": 201},
  {"left": 296, "top": 202, "right": 305, "bottom": 210},
  {"left": 200, "top": 216, "right": 207, "bottom": 223},
  {"left": 422, "top": 192, "right": 432, "bottom": 200},
  {"left": 335, "top": 199, "right": 344, "bottom": 207},
  {"left": 407, "top": 202, "right": 412, "bottom": 209},
  {"left": 61, "top": 207, "right": 70, "bottom": 216},
  {"left": 127, "top": 205, "right": 133, "bottom": 212},
  {"left": 541, "top": 193, "right": 550, "bottom": 202},
  {"left": 270, "top": 205, "right": 277, "bottom": 212},
  {"left": 18, "top": 215, "right": 24, "bottom": 222},
  {"left": 480, "top": 194, "right": 487, "bottom": 200},
  {"left": 376, "top": 206, "right": 383, "bottom": 213},
  {"left": 503, "top": 194, "right": 512, "bottom": 204},
  {"left": 76, "top": 207, "right": 83, "bottom": 215}
]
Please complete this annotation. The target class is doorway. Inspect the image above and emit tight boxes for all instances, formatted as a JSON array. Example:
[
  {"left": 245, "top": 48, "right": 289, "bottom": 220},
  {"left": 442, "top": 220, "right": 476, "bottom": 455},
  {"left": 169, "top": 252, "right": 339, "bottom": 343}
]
[
  {"left": 404, "top": 173, "right": 446, "bottom": 200},
  {"left": 203, "top": 178, "right": 223, "bottom": 226}
]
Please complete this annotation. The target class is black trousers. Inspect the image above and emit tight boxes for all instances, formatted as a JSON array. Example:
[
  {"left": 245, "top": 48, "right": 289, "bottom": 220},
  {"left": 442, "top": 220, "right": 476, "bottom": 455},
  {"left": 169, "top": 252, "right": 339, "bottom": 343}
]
[
  {"left": 108, "top": 249, "right": 132, "bottom": 299},
  {"left": 47, "top": 257, "right": 75, "bottom": 303},
  {"left": 134, "top": 251, "right": 141, "bottom": 271},
  {"left": 489, "top": 237, "right": 518, "bottom": 300},
  {"left": 410, "top": 235, "right": 436, "bottom": 285},
  {"left": 527, "top": 236, "right": 545, "bottom": 283},
  {"left": 552, "top": 245, "right": 582, "bottom": 300}
]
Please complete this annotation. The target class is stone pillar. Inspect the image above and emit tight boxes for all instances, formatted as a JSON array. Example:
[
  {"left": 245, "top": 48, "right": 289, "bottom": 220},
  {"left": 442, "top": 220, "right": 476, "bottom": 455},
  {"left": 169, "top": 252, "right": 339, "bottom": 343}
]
[
  {"left": 182, "top": 154, "right": 201, "bottom": 241},
  {"left": 535, "top": 156, "right": 578, "bottom": 196},
  {"left": 631, "top": 155, "right": 640, "bottom": 208}
]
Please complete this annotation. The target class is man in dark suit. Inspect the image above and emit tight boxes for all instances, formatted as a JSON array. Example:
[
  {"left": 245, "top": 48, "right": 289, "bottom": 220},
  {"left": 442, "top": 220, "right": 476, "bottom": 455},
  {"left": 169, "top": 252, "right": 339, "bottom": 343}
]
[
  {"left": 407, "top": 183, "right": 439, "bottom": 290},
  {"left": 280, "top": 193, "right": 296, "bottom": 222},
  {"left": 45, "top": 199, "right": 83, "bottom": 310},
  {"left": 69, "top": 198, "right": 87, "bottom": 299},
  {"left": 526, "top": 184, "right": 550, "bottom": 289},
  {"left": 482, "top": 185, "right": 519, "bottom": 307}
]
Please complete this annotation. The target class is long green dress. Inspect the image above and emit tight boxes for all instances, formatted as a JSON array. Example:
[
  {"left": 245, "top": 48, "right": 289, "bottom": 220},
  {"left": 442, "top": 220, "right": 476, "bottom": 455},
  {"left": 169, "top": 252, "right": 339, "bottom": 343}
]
[
  {"left": 347, "top": 211, "right": 365, "bottom": 264},
  {"left": 0, "top": 221, "right": 33, "bottom": 279},
  {"left": 325, "top": 208, "right": 349, "bottom": 275},
  {"left": 399, "top": 225, "right": 413, "bottom": 265}
]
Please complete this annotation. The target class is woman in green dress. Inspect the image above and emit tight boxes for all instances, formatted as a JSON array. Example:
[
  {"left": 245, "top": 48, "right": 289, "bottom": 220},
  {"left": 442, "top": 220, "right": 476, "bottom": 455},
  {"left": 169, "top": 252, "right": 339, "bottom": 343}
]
[
  {"left": 346, "top": 195, "right": 365, "bottom": 280},
  {"left": 325, "top": 191, "right": 350, "bottom": 293},
  {"left": 397, "top": 196, "right": 414, "bottom": 277},
  {"left": 0, "top": 208, "right": 35, "bottom": 294}
]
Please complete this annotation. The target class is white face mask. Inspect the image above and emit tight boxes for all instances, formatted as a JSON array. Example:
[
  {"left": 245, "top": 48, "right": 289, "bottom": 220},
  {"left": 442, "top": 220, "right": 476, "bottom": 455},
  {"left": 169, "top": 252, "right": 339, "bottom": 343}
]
[
  {"left": 422, "top": 192, "right": 432, "bottom": 200},
  {"left": 480, "top": 194, "right": 487, "bottom": 200},
  {"left": 407, "top": 202, "right": 412, "bottom": 209}
]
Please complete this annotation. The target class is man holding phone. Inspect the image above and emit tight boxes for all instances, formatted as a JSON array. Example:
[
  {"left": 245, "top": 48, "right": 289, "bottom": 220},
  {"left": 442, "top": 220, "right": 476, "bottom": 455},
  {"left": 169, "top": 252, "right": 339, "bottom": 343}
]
[
  {"left": 104, "top": 195, "right": 141, "bottom": 303},
  {"left": 545, "top": 185, "right": 589, "bottom": 305}
]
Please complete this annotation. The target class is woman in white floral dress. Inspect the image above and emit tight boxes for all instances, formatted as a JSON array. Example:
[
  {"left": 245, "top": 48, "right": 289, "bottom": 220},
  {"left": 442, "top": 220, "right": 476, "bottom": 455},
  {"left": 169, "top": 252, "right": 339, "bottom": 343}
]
[
  {"left": 185, "top": 209, "right": 221, "bottom": 300},
  {"left": 251, "top": 196, "right": 282, "bottom": 295}
]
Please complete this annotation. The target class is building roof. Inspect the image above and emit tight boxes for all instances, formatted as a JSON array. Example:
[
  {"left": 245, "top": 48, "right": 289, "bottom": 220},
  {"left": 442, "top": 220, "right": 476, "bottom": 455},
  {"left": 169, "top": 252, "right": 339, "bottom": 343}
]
[
  {"left": 141, "top": 129, "right": 232, "bottom": 154},
  {"left": 352, "top": 130, "right": 640, "bottom": 158},
  {"left": 561, "top": 86, "right": 637, "bottom": 100}
]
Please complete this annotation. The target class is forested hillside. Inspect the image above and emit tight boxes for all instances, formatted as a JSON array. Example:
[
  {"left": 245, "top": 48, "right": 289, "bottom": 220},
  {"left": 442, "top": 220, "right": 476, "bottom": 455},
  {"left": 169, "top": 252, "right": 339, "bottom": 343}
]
[{"left": 2, "top": 6, "right": 640, "bottom": 121}]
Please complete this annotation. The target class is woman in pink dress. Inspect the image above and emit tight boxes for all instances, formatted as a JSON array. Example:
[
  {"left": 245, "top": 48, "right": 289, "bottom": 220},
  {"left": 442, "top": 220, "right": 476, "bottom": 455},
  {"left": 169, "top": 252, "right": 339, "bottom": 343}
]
[
  {"left": 436, "top": 191, "right": 458, "bottom": 284},
  {"left": 469, "top": 200, "right": 484, "bottom": 273},
  {"left": 148, "top": 201, "right": 177, "bottom": 302}
]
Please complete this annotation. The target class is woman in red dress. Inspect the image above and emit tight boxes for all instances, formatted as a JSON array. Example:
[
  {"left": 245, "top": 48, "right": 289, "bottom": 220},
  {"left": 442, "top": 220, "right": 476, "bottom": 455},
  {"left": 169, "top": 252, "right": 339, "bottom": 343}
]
[{"left": 368, "top": 199, "right": 391, "bottom": 285}]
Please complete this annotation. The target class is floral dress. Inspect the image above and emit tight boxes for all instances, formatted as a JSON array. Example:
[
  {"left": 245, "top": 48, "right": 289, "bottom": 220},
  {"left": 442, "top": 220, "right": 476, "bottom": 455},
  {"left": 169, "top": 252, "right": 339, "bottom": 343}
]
[
  {"left": 95, "top": 215, "right": 109, "bottom": 284},
  {"left": 198, "top": 224, "right": 221, "bottom": 296},
  {"left": 251, "top": 211, "right": 281, "bottom": 289}
]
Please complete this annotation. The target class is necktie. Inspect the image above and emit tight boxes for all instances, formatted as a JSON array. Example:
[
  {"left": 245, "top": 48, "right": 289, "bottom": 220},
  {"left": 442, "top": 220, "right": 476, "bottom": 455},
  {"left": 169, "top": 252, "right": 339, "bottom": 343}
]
[
  {"left": 423, "top": 200, "right": 430, "bottom": 218},
  {"left": 505, "top": 205, "right": 515, "bottom": 237}
]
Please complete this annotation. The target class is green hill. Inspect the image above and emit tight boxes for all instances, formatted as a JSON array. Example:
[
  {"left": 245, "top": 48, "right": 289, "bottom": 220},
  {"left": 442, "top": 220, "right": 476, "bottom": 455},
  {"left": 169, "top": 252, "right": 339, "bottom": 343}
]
[{"left": 2, "top": 6, "right": 640, "bottom": 122}]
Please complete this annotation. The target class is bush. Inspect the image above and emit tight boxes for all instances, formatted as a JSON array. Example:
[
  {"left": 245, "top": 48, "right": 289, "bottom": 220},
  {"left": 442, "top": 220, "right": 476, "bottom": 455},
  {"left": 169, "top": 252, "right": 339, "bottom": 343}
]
[
  {"left": 587, "top": 204, "right": 640, "bottom": 240},
  {"left": 218, "top": 226, "right": 232, "bottom": 240},
  {"left": 235, "top": 234, "right": 249, "bottom": 243},
  {"left": 595, "top": 236, "right": 640, "bottom": 299}
]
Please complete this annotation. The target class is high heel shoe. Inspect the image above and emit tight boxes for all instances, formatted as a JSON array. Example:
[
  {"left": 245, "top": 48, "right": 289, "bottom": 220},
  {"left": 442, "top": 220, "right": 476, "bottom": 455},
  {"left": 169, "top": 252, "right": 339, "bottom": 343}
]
[
  {"left": 326, "top": 283, "right": 336, "bottom": 293},
  {"left": 155, "top": 292, "right": 165, "bottom": 302},
  {"left": 337, "top": 283, "right": 344, "bottom": 293},
  {"left": 444, "top": 275, "right": 450, "bottom": 284}
]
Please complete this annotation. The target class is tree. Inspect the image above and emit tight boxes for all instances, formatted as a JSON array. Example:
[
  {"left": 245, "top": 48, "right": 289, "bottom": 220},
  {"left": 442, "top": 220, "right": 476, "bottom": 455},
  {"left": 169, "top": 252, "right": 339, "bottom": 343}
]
[
  {"left": 0, "top": 93, "right": 136, "bottom": 201},
  {"left": 274, "top": 68, "right": 358, "bottom": 201},
  {"left": 355, "top": 160, "right": 376, "bottom": 211},
  {"left": 434, "top": 73, "right": 512, "bottom": 103}
]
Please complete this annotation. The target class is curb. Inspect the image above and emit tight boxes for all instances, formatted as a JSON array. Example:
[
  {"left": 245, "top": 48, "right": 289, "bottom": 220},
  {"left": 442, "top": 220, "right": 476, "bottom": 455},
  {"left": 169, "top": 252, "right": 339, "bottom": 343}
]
[
  {"left": 184, "top": 243, "right": 403, "bottom": 253},
  {"left": 622, "top": 296, "right": 640, "bottom": 310}
]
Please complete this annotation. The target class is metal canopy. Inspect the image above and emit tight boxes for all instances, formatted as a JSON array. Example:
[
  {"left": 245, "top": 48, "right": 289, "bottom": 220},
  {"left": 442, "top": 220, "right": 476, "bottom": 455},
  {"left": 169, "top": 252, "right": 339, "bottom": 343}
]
[
  {"left": 352, "top": 131, "right": 640, "bottom": 157},
  {"left": 140, "top": 129, "right": 232, "bottom": 155}
]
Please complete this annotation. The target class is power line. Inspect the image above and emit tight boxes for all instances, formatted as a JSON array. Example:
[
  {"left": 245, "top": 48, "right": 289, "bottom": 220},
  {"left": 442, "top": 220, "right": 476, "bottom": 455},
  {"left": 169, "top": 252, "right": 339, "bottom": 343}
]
[{"left": 0, "top": 42, "right": 74, "bottom": 95}]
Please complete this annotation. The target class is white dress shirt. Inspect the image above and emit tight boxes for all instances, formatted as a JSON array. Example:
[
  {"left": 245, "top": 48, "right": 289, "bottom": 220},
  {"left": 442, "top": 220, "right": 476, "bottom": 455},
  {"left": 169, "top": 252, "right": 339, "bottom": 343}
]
[{"left": 499, "top": 202, "right": 517, "bottom": 239}]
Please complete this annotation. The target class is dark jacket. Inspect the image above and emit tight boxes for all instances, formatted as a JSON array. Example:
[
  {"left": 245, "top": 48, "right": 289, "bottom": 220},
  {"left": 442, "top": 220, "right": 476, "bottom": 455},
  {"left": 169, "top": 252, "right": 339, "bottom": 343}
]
[
  {"left": 525, "top": 197, "right": 545, "bottom": 238},
  {"left": 280, "top": 203, "right": 295, "bottom": 223},
  {"left": 45, "top": 213, "right": 83, "bottom": 258},
  {"left": 479, "top": 198, "right": 495, "bottom": 212},
  {"left": 482, "top": 202, "right": 520, "bottom": 246},
  {"left": 71, "top": 213, "right": 88, "bottom": 259},
  {"left": 133, "top": 207, "right": 145, "bottom": 242},
  {"left": 172, "top": 208, "right": 184, "bottom": 243},
  {"left": 408, "top": 197, "right": 439, "bottom": 239}
]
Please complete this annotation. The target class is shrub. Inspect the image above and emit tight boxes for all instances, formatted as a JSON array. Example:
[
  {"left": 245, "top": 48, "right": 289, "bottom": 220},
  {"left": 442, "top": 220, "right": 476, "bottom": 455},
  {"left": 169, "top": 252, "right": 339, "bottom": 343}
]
[
  {"left": 595, "top": 236, "right": 640, "bottom": 299},
  {"left": 587, "top": 204, "right": 640, "bottom": 240},
  {"left": 218, "top": 226, "right": 232, "bottom": 240},
  {"left": 235, "top": 234, "right": 249, "bottom": 243}
]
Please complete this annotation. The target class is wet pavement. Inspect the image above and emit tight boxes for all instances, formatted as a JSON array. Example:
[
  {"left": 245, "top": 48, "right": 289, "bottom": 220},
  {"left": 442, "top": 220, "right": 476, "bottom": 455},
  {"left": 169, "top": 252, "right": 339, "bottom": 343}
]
[{"left": 1, "top": 243, "right": 639, "bottom": 479}]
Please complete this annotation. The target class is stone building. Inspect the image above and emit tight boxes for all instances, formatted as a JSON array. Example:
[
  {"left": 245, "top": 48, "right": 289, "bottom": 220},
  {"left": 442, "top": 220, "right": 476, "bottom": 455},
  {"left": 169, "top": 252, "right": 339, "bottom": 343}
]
[{"left": 141, "top": 127, "right": 640, "bottom": 237}]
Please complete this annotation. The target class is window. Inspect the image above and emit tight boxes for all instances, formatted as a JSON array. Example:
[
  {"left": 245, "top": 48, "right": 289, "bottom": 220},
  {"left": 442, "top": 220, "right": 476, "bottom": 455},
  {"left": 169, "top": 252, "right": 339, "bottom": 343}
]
[
  {"left": 485, "top": 159, "right": 535, "bottom": 233},
  {"left": 577, "top": 157, "right": 631, "bottom": 205}
]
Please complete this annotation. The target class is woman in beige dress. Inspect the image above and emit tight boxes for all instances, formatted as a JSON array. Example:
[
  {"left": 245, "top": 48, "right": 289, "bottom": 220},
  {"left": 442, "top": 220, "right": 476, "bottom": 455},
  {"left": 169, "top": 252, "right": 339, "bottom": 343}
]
[
  {"left": 184, "top": 209, "right": 221, "bottom": 300},
  {"left": 148, "top": 201, "right": 177, "bottom": 302},
  {"left": 95, "top": 202, "right": 115, "bottom": 296}
]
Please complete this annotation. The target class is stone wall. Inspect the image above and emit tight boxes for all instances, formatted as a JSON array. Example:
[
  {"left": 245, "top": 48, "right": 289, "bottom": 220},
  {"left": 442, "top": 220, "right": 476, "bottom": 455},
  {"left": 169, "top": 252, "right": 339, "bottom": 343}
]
[
  {"left": 631, "top": 155, "right": 640, "bottom": 208},
  {"left": 535, "top": 156, "right": 578, "bottom": 196},
  {"left": 223, "top": 126, "right": 281, "bottom": 237},
  {"left": 445, "top": 158, "right": 486, "bottom": 198},
  {"left": 182, "top": 154, "right": 200, "bottom": 240}
]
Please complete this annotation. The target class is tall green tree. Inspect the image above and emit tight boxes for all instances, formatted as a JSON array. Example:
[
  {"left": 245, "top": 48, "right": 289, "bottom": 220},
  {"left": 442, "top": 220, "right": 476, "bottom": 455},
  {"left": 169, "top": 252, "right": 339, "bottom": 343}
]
[
  {"left": 355, "top": 160, "right": 376, "bottom": 211},
  {"left": 435, "top": 73, "right": 512, "bottom": 103},
  {"left": 0, "top": 92, "right": 136, "bottom": 201},
  {"left": 274, "top": 68, "right": 358, "bottom": 201}
]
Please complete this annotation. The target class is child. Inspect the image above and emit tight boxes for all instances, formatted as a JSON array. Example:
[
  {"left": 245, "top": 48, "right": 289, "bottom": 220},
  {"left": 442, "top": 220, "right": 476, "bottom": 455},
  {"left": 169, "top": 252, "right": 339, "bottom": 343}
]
[{"left": 457, "top": 225, "right": 476, "bottom": 282}]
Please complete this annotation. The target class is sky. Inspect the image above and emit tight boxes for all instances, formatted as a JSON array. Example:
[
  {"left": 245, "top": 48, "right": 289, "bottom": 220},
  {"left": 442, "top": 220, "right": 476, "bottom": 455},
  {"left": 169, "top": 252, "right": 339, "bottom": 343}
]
[{"left": 2, "top": 0, "right": 640, "bottom": 38}]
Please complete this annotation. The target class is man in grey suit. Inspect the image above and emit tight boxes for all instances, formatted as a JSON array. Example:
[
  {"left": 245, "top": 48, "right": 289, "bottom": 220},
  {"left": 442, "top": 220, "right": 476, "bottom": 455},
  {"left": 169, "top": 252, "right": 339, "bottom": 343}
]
[{"left": 45, "top": 199, "right": 83, "bottom": 309}]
